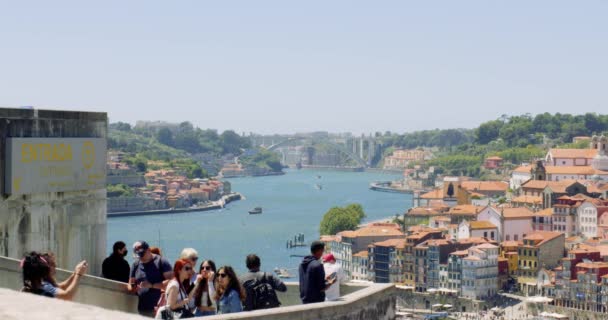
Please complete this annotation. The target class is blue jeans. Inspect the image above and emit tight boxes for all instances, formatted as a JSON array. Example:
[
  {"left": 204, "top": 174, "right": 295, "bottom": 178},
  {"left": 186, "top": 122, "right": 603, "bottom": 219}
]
[{"left": 194, "top": 309, "right": 216, "bottom": 317}]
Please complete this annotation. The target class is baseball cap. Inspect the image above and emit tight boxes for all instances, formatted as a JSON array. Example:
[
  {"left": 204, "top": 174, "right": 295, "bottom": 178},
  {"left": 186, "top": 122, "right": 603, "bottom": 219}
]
[
  {"left": 134, "top": 241, "right": 150, "bottom": 258},
  {"left": 322, "top": 253, "right": 335, "bottom": 262}
]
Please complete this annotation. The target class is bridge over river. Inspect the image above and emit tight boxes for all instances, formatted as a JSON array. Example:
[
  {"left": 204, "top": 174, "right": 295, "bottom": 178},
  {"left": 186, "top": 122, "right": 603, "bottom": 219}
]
[{"left": 252, "top": 133, "right": 382, "bottom": 168}]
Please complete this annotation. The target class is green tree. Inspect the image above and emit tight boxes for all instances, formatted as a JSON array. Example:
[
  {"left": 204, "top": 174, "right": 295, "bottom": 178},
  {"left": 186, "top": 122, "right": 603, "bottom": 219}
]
[
  {"left": 220, "top": 130, "right": 249, "bottom": 155},
  {"left": 156, "top": 127, "right": 174, "bottom": 146},
  {"left": 476, "top": 120, "right": 503, "bottom": 144},
  {"left": 345, "top": 203, "right": 366, "bottom": 221},
  {"left": 134, "top": 159, "right": 147, "bottom": 172},
  {"left": 319, "top": 204, "right": 366, "bottom": 235},
  {"left": 110, "top": 122, "right": 132, "bottom": 132}
]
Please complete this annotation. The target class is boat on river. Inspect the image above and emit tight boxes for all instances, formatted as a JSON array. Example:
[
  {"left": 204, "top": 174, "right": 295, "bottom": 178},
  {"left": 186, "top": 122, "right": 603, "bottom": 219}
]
[
  {"left": 274, "top": 267, "right": 293, "bottom": 278},
  {"left": 248, "top": 207, "right": 263, "bottom": 214}
]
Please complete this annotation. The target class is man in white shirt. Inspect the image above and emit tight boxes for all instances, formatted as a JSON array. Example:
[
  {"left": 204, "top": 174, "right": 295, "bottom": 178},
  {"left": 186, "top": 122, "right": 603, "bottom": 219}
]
[{"left": 322, "top": 253, "right": 345, "bottom": 301}]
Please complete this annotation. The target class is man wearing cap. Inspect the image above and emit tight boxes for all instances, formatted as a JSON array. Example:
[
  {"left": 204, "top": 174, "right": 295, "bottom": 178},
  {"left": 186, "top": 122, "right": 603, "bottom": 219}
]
[
  {"left": 322, "top": 253, "right": 344, "bottom": 301},
  {"left": 298, "top": 241, "right": 336, "bottom": 304},
  {"left": 127, "top": 241, "right": 173, "bottom": 317}
]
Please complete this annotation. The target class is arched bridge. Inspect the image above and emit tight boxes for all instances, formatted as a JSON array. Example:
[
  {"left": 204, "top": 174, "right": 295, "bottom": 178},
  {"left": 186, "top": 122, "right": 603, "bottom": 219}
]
[{"left": 264, "top": 136, "right": 369, "bottom": 168}]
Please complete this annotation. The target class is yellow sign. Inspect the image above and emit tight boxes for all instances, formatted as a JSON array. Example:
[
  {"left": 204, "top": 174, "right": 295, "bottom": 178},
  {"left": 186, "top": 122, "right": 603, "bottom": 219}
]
[
  {"left": 82, "top": 141, "right": 96, "bottom": 170},
  {"left": 6, "top": 138, "right": 106, "bottom": 195},
  {"left": 21, "top": 143, "right": 73, "bottom": 163}
]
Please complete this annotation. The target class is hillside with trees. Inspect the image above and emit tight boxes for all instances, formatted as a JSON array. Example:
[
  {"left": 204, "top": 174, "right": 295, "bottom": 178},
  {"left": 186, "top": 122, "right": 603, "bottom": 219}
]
[
  {"left": 109, "top": 121, "right": 283, "bottom": 176},
  {"left": 381, "top": 113, "right": 608, "bottom": 177}
]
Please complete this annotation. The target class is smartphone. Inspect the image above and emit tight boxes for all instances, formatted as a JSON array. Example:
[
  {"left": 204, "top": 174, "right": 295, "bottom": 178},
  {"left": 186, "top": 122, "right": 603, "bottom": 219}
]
[{"left": 328, "top": 272, "right": 337, "bottom": 280}]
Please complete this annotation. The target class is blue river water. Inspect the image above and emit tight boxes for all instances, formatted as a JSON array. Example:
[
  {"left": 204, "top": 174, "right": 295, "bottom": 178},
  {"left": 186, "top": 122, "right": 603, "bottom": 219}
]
[{"left": 107, "top": 169, "right": 412, "bottom": 277}]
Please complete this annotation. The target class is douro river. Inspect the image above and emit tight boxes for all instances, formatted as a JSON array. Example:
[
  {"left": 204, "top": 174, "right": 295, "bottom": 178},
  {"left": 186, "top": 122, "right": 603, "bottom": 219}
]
[{"left": 107, "top": 169, "right": 412, "bottom": 277}]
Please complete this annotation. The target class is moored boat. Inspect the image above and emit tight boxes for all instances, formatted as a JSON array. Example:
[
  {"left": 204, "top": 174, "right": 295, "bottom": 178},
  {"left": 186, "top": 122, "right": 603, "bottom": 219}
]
[{"left": 249, "top": 207, "right": 263, "bottom": 214}]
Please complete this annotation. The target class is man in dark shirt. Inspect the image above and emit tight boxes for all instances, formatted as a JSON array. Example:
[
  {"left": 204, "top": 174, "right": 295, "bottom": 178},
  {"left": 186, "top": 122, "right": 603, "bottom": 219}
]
[
  {"left": 101, "top": 241, "right": 130, "bottom": 283},
  {"left": 299, "top": 241, "right": 336, "bottom": 304},
  {"left": 127, "top": 241, "right": 173, "bottom": 317},
  {"left": 240, "top": 254, "right": 287, "bottom": 311}
]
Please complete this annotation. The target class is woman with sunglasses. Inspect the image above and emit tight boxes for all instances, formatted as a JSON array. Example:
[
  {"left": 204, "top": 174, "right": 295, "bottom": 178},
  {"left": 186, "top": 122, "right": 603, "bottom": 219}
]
[
  {"left": 162, "top": 259, "right": 202, "bottom": 318},
  {"left": 193, "top": 260, "right": 217, "bottom": 317},
  {"left": 214, "top": 266, "right": 246, "bottom": 314}
]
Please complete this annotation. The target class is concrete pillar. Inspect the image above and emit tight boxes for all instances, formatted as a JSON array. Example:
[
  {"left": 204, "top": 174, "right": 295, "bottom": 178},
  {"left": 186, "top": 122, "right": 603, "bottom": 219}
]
[
  {"left": 0, "top": 108, "right": 107, "bottom": 275},
  {"left": 359, "top": 136, "right": 364, "bottom": 159},
  {"left": 367, "top": 138, "right": 375, "bottom": 167}
]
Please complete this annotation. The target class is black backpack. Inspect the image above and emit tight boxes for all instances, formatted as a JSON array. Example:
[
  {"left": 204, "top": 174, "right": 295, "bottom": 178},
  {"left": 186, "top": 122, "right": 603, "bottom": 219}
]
[{"left": 243, "top": 272, "right": 281, "bottom": 310}]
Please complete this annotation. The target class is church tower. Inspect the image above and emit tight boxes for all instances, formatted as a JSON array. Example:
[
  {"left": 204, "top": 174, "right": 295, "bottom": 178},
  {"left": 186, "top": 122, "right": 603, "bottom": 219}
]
[
  {"left": 531, "top": 160, "right": 547, "bottom": 181},
  {"left": 592, "top": 135, "right": 608, "bottom": 171}
]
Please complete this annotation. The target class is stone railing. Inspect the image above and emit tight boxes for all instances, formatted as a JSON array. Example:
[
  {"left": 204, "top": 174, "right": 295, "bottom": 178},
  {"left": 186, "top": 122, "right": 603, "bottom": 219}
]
[
  {"left": 0, "top": 255, "right": 137, "bottom": 312},
  {"left": 1, "top": 255, "right": 396, "bottom": 319}
]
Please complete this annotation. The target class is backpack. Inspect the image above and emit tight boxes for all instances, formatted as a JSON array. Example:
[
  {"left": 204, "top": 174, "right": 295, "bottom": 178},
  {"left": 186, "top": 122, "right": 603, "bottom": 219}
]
[{"left": 243, "top": 272, "right": 281, "bottom": 310}]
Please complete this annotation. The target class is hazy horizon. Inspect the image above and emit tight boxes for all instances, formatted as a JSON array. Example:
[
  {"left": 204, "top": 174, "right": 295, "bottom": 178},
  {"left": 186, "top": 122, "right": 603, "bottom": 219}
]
[{"left": 1, "top": 1, "right": 607, "bottom": 134}]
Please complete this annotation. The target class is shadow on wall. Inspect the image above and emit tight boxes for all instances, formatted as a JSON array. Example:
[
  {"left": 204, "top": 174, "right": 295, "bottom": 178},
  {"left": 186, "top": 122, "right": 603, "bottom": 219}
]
[{"left": 1, "top": 255, "right": 396, "bottom": 320}]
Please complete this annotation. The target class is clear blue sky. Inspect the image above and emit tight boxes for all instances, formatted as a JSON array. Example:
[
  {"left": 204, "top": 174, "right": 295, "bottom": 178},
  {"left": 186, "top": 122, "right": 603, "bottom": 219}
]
[{"left": 1, "top": 1, "right": 606, "bottom": 134}]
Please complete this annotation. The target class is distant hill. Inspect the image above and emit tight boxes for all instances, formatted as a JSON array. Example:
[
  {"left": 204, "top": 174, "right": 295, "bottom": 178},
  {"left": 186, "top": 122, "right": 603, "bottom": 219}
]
[{"left": 108, "top": 125, "right": 189, "bottom": 160}]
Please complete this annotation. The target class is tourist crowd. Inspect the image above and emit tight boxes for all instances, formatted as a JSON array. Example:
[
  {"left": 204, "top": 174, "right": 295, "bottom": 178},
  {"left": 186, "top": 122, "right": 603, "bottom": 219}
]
[{"left": 20, "top": 240, "right": 342, "bottom": 319}]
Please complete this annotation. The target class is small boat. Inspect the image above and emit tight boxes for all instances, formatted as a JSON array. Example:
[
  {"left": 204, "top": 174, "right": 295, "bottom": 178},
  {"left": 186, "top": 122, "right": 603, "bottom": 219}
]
[
  {"left": 274, "top": 268, "right": 293, "bottom": 278},
  {"left": 248, "top": 207, "right": 262, "bottom": 214},
  {"left": 317, "top": 175, "right": 322, "bottom": 179},
  {"left": 315, "top": 184, "right": 323, "bottom": 190}
]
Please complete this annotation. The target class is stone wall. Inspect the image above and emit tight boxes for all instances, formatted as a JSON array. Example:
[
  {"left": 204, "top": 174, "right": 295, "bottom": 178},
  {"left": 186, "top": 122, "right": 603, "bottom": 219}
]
[
  {"left": 0, "top": 255, "right": 137, "bottom": 313},
  {"left": 107, "top": 196, "right": 166, "bottom": 213},
  {"left": 107, "top": 175, "right": 146, "bottom": 187},
  {"left": 1, "top": 255, "right": 389, "bottom": 319},
  {"left": 395, "top": 288, "right": 483, "bottom": 313},
  {"left": 203, "top": 282, "right": 396, "bottom": 320},
  {"left": 0, "top": 108, "right": 108, "bottom": 275},
  {"left": 0, "top": 288, "right": 146, "bottom": 320},
  {"left": 543, "top": 304, "right": 608, "bottom": 320}
]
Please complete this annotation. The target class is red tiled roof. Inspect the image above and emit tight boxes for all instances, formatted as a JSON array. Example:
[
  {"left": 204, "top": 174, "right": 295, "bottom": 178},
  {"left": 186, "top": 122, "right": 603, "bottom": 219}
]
[
  {"left": 534, "top": 208, "right": 554, "bottom": 217},
  {"left": 448, "top": 205, "right": 484, "bottom": 216},
  {"left": 523, "top": 231, "right": 564, "bottom": 246},
  {"left": 408, "top": 207, "right": 443, "bottom": 216},
  {"left": 513, "top": 165, "right": 533, "bottom": 173},
  {"left": 338, "top": 223, "right": 403, "bottom": 238},
  {"left": 548, "top": 148, "right": 597, "bottom": 159},
  {"left": 511, "top": 195, "right": 542, "bottom": 205},
  {"left": 460, "top": 181, "right": 508, "bottom": 192},
  {"left": 469, "top": 221, "right": 497, "bottom": 230},
  {"left": 421, "top": 189, "right": 443, "bottom": 199},
  {"left": 545, "top": 166, "right": 607, "bottom": 175},
  {"left": 521, "top": 180, "right": 581, "bottom": 193},
  {"left": 501, "top": 207, "right": 536, "bottom": 219},
  {"left": 373, "top": 238, "right": 407, "bottom": 249},
  {"left": 353, "top": 250, "right": 369, "bottom": 258}
]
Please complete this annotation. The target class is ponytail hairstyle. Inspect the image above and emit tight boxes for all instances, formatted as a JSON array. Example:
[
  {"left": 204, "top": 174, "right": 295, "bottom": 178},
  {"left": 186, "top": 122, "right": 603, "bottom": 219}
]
[{"left": 21, "top": 251, "right": 51, "bottom": 294}]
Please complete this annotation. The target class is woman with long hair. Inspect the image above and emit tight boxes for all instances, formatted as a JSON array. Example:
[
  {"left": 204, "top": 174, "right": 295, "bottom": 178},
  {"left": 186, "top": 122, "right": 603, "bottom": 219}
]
[
  {"left": 192, "top": 260, "right": 217, "bottom": 317},
  {"left": 161, "top": 259, "right": 203, "bottom": 318},
  {"left": 21, "top": 251, "right": 87, "bottom": 300},
  {"left": 214, "top": 266, "right": 246, "bottom": 314}
]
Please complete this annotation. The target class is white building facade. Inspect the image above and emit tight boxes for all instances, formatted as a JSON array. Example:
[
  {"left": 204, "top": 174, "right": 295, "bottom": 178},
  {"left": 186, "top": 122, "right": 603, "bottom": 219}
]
[
  {"left": 576, "top": 201, "right": 598, "bottom": 238},
  {"left": 461, "top": 244, "right": 500, "bottom": 300}
]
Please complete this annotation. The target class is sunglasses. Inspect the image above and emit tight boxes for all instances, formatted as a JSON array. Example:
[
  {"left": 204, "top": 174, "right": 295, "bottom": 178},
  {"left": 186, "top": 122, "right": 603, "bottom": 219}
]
[
  {"left": 201, "top": 266, "right": 212, "bottom": 271},
  {"left": 218, "top": 273, "right": 228, "bottom": 278},
  {"left": 184, "top": 266, "right": 192, "bottom": 271}
]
